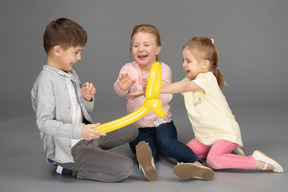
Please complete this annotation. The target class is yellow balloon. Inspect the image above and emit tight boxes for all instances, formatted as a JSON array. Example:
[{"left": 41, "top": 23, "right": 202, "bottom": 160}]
[{"left": 94, "top": 62, "right": 165, "bottom": 133}]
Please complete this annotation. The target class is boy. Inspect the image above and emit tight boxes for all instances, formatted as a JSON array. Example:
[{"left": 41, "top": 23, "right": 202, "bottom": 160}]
[{"left": 31, "top": 18, "right": 138, "bottom": 182}]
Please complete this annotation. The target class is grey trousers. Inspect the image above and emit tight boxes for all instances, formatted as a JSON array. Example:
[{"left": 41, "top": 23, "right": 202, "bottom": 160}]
[{"left": 60, "top": 126, "right": 138, "bottom": 182}]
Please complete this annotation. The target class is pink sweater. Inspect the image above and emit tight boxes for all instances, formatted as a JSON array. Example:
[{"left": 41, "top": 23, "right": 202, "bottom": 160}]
[{"left": 114, "top": 61, "right": 173, "bottom": 128}]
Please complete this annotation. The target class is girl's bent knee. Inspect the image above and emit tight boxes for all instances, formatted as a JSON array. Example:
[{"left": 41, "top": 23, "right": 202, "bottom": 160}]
[
  {"left": 206, "top": 157, "right": 222, "bottom": 170},
  {"left": 206, "top": 161, "right": 220, "bottom": 170}
]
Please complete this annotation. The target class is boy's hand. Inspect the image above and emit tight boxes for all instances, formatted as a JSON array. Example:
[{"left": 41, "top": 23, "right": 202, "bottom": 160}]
[
  {"left": 116, "top": 73, "right": 136, "bottom": 91},
  {"left": 81, "top": 123, "right": 106, "bottom": 140},
  {"left": 80, "top": 82, "right": 96, "bottom": 101}
]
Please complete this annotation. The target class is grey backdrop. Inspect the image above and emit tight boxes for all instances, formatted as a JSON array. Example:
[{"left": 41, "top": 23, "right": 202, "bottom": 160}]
[
  {"left": 1, "top": 0, "right": 287, "bottom": 120},
  {"left": 1, "top": 1, "right": 288, "bottom": 191}
]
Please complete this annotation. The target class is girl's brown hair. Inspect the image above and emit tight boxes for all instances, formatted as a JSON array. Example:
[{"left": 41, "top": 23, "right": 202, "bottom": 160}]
[{"left": 183, "top": 36, "right": 226, "bottom": 89}]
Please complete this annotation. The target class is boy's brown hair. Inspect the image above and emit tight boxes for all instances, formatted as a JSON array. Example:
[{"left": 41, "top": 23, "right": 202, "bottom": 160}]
[{"left": 43, "top": 17, "right": 87, "bottom": 53}]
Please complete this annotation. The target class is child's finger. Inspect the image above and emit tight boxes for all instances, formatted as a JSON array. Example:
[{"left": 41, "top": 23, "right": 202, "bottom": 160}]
[
  {"left": 83, "top": 82, "right": 88, "bottom": 87},
  {"left": 91, "top": 87, "right": 96, "bottom": 95},
  {"left": 90, "top": 123, "right": 106, "bottom": 136},
  {"left": 83, "top": 82, "right": 95, "bottom": 92}
]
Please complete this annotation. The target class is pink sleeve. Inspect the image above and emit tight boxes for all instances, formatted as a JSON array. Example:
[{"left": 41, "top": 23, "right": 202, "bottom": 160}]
[{"left": 113, "top": 81, "right": 127, "bottom": 97}]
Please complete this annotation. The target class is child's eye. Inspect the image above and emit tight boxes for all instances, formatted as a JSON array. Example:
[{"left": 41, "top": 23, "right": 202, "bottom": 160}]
[{"left": 183, "top": 59, "right": 191, "bottom": 64}]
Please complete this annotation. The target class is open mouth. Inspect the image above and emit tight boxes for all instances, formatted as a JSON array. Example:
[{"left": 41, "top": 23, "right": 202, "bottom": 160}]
[
  {"left": 70, "top": 62, "right": 76, "bottom": 67},
  {"left": 185, "top": 70, "right": 190, "bottom": 74},
  {"left": 138, "top": 54, "right": 148, "bottom": 59}
]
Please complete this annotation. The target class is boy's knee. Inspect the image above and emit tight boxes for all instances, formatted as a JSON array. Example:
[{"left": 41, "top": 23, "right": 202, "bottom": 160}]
[
  {"left": 128, "top": 127, "right": 139, "bottom": 142},
  {"left": 112, "top": 158, "right": 134, "bottom": 182}
]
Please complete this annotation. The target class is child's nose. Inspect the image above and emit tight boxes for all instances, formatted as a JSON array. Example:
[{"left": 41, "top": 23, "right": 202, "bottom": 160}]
[
  {"left": 138, "top": 45, "right": 144, "bottom": 51},
  {"left": 77, "top": 53, "right": 82, "bottom": 60}
]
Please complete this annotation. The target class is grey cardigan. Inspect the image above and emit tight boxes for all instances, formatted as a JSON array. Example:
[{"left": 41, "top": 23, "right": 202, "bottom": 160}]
[{"left": 31, "top": 65, "right": 94, "bottom": 163}]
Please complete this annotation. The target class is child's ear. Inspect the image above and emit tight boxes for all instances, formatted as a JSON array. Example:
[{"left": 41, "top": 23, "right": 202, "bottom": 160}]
[
  {"left": 156, "top": 46, "right": 162, "bottom": 55},
  {"left": 202, "top": 60, "right": 211, "bottom": 70},
  {"left": 53, "top": 46, "right": 61, "bottom": 56}
]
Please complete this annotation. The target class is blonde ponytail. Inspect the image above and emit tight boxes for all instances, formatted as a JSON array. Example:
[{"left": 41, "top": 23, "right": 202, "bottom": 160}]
[{"left": 213, "top": 67, "right": 226, "bottom": 89}]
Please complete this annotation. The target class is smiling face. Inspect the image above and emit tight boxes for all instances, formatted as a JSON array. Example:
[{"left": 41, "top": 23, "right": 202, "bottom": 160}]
[
  {"left": 51, "top": 46, "right": 83, "bottom": 72},
  {"left": 131, "top": 32, "right": 161, "bottom": 73},
  {"left": 182, "top": 47, "right": 209, "bottom": 80}
]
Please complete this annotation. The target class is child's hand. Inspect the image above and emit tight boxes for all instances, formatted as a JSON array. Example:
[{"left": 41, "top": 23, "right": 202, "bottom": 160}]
[
  {"left": 125, "top": 89, "right": 144, "bottom": 100},
  {"left": 125, "top": 79, "right": 147, "bottom": 100},
  {"left": 116, "top": 73, "right": 136, "bottom": 91},
  {"left": 80, "top": 82, "right": 96, "bottom": 101},
  {"left": 81, "top": 123, "right": 106, "bottom": 140}
]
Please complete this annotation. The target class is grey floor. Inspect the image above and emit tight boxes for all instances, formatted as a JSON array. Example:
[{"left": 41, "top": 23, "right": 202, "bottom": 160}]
[
  {"left": 1, "top": 106, "right": 287, "bottom": 192},
  {"left": 1, "top": 0, "right": 287, "bottom": 191}
]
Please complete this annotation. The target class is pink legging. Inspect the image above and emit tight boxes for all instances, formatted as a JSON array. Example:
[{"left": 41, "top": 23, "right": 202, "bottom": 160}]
[{"left": 187, "top": 138, "right": 256, "bottom": 170}]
